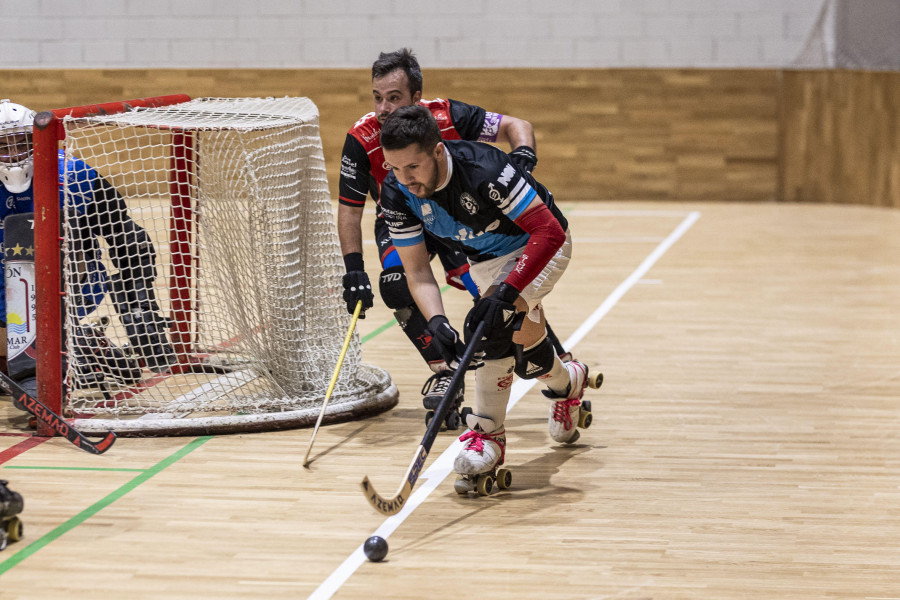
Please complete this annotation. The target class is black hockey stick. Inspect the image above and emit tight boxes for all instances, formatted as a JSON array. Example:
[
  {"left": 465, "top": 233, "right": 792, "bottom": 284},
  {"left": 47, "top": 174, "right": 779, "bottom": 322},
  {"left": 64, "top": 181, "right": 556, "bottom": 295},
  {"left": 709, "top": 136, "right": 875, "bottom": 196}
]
[
  {"left": 361, "top": 322, "right": 484, "bottom": 515},
  {"left": 0, "top": 372, "right": 116, "bottom": 455}
]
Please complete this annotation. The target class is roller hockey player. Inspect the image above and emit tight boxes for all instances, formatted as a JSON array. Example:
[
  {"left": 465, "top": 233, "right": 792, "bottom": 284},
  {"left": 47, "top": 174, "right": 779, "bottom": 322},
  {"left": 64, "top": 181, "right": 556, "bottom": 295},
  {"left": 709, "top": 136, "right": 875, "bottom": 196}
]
[
  {"left": 0, "top": 99, "right": 175, "bottom": 402},
  {"left": 337, "top": 48, "right": 573, "bottom": 429},
  {"left": 380, "top": 106, "right": 602, "bottom": 495}
]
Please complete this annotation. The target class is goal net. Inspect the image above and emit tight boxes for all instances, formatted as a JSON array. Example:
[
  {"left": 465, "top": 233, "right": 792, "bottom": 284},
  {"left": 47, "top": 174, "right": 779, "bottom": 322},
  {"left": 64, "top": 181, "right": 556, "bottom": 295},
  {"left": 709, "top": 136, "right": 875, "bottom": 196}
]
[
  {"left": 42, "top": 96, "right": 396, "bottom": 435},
  {"left": 793, "top": 0, "right": 900, "bottom": 71}
]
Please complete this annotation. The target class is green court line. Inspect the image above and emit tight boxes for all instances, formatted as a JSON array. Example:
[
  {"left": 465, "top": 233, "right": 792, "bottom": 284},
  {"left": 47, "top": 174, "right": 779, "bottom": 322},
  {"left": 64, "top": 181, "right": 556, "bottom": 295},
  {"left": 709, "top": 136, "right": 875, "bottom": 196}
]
[
  {"left": 0, "top": 435, "right": 213, "bottom": 576},
  {"left": 0, "top": 278, "right": 453, "bottom": 573},
  {"left": 2, "top": 465, "right": 146, "bottom": 472}
]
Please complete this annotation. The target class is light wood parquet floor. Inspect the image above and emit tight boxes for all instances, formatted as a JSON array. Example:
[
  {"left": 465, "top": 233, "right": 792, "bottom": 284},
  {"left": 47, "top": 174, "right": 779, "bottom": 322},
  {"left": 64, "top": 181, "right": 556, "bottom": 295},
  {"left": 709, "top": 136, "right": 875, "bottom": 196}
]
[{"left": 1, "top": 200, "right": 899, "bottom": 599}]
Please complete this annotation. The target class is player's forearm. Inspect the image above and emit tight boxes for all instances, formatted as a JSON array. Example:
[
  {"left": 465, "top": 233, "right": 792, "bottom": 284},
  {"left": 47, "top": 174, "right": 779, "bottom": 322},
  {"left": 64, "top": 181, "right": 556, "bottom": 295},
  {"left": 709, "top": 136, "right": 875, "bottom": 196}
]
[
  {"left": 497, "top": 116, "right": 535, "bottom": 151},
  {"left": 337, "top": 204, "right": 365, "bottom": 260},
  {"left": 396, "top": 245, "right": 445, "bottom": 320}
]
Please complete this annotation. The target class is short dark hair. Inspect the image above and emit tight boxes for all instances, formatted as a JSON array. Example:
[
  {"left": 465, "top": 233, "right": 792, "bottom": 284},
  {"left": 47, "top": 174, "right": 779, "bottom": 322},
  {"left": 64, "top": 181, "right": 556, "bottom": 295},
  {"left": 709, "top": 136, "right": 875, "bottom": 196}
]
[
  {"left": 381, "top": 105, "right": 441, "bottom": 152},
  {"left": 371, "top": 48, "right": 423, "bottom": 95}
]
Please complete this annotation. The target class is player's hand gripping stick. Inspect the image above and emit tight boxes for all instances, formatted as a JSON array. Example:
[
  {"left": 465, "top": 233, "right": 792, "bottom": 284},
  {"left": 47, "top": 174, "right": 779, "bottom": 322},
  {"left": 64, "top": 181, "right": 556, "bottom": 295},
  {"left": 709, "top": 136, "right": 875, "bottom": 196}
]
[{"left": 360, "top": 321, "right": 485, "bottom": 516}]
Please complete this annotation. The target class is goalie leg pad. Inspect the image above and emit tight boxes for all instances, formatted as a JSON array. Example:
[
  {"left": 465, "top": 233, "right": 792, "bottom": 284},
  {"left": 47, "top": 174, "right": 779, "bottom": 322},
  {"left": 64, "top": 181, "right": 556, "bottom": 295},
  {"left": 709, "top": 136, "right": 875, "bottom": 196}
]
[
  {"left": 110, "top": 277, "right": 176, "bottom": 373},
  {"left": 514, "top": 335, "right": 558, "bottom": 380}
]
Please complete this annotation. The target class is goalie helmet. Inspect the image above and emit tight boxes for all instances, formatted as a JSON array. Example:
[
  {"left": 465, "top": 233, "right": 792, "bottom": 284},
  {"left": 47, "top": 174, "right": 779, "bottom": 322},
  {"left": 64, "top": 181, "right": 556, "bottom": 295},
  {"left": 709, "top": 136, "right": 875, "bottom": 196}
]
[{"left": 0, "top": 99, "right": 36, "bottom": 194}]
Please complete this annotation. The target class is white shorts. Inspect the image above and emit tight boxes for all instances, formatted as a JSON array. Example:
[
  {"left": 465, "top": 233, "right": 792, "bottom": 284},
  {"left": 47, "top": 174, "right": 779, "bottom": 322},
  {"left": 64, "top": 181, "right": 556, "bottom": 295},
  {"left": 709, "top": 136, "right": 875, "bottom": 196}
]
[{"left": 468, "top": 229, "right": 572, "bottom": 322}]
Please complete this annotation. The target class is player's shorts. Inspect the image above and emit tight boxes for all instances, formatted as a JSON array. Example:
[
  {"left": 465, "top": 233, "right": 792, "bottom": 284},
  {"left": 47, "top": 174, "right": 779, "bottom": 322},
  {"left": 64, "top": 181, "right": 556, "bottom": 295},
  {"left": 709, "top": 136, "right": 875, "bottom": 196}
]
[{"left": 468, "top": 229, "right": 572, "bottom": 321}]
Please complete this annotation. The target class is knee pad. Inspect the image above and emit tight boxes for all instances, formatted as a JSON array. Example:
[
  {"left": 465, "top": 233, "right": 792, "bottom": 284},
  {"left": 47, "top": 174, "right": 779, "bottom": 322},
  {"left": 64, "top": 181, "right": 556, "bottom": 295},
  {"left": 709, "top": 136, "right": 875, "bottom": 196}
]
[
  {"left": 514, "top": 335, "right": 556, "bottom": 379},
  {"left": 379, "top": 265, "right": 414, "bottom": 310}
]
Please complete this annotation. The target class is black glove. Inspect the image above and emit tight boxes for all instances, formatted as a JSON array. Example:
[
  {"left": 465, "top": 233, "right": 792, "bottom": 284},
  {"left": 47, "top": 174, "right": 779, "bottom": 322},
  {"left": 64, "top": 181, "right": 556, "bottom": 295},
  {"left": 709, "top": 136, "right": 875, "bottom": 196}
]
[
  {"left": 341, "top": 271, "right": 374, "bottom": 318},
  {"left": 509, "top": 146, "right": 537, "bottom": 174},
  {"left": 426, "top": 315, "right": 465, "bottom": 369},
  {"left": 465, "top": 283, "right": 520, "bottom": 357}
]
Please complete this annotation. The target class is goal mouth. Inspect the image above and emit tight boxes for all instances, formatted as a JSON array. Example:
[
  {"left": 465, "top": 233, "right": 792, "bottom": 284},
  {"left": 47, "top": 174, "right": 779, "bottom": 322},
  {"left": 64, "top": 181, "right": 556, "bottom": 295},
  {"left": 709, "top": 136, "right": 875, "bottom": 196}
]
[{"left": 33, "top": 96, "right": 398, "bottom": 436}]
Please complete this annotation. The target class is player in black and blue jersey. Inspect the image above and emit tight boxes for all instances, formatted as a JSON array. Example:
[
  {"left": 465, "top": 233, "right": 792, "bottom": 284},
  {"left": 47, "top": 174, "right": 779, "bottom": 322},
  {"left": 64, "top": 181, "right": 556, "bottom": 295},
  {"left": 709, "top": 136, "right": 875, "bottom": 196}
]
[{"left": 380, "top": 105, "right": 599, "bottom": 486}]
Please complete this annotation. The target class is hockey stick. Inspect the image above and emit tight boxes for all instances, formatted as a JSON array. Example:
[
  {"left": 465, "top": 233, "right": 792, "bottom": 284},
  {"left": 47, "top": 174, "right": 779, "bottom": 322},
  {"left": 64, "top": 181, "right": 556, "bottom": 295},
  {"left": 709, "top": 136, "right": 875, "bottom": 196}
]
[
  {"left": 302, "top": 300, "right": 363, "bottom": 467},
  {"left": 0, "top": 372, "right": 116, "bottom": 455},
  {"left": 360, "top": 321, "right": 485, "bottom": 515}
]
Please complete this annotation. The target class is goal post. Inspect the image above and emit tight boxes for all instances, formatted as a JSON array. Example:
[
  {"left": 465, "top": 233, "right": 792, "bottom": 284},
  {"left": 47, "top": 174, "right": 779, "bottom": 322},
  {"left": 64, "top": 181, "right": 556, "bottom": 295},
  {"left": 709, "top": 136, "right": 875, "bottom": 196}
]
[{"left": 32, "top": 96, "right": 397, "bottom": 436}]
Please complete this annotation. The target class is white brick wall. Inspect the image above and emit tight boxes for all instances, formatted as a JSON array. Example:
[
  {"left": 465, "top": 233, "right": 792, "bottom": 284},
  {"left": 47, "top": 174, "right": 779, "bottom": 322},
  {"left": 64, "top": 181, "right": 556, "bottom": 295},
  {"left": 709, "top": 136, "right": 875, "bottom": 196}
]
[{"left": 1, "top": 0, "right": 825, "bottom": 68}]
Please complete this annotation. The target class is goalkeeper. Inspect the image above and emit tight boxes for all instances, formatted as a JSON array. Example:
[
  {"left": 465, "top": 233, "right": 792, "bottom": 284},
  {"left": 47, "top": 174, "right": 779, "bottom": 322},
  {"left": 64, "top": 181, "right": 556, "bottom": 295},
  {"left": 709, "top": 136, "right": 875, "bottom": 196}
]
[
  {"left": 0, "top": 99, "right": 175, "bottom": 398},
  {"left": 338, "top": 48, "right": 572, "bottom": 422}
]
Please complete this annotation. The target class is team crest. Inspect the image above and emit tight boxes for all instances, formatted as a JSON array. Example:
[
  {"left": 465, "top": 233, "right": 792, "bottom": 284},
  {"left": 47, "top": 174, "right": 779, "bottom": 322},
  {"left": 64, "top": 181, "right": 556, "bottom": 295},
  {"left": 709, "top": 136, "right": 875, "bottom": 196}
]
[{"left": 459, "top": 192, "right": 478, "bottom": 215}]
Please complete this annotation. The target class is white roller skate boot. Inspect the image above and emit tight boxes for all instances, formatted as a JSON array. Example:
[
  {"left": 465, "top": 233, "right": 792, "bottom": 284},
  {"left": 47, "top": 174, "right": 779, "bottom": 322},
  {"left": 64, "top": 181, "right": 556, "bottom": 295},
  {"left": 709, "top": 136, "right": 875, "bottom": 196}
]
[
  {"left": 543, "top": 359, "right": 593, "bottom": 444},
  {"left": 453, "top": 413, "right": 512, "bottom": 496}
]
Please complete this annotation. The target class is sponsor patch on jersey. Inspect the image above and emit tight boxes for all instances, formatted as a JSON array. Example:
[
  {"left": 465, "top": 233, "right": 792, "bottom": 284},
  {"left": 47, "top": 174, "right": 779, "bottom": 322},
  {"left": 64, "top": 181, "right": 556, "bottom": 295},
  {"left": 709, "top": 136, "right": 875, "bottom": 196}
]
[
  {"left": 340, "top": 155, "right": 357, "bottom": 179},
  {"left": 420, "top": 203, "right": 435, "bottom": 226},
  {"left": 459, "top": 192, "right": 478, "bottom": 215},
  {"left": 487, "top": 182, "right": 502, "bottom": 203},
  {"left": 478, "top": 112, "right": 502, "bottom": 143},
  {"left": 497, "top": 164, "right": 515, "bottom": 186}
]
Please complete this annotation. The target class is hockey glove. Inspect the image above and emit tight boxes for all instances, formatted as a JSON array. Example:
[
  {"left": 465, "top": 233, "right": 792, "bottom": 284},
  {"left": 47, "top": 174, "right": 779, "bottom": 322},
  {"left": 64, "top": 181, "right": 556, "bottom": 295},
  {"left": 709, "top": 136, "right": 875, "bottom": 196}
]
[
  {"left": 426, "top": 315, "right": 482, "bottom": 370},
  {"left": 509, "top": 146, "right": 537, "bottom": 174},
  {"left": 342, "top": 271, "right": 374, "bottom": 318},
  {"left": 465, "top": 282, "right": 520, "bottom": 359}
]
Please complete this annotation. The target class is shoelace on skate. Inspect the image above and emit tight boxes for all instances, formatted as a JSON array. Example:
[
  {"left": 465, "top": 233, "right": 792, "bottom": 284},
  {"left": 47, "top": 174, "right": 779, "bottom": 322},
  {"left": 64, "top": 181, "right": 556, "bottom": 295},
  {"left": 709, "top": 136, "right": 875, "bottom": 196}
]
[
  {"left": 421, "top": 371, "right": 452, "bottom": 396},
  {"left": 552, "top": 399, "right": 581, "bottom": 431},
  {"left": 458, "top": 429, "right": 506, "bottom": 464}
]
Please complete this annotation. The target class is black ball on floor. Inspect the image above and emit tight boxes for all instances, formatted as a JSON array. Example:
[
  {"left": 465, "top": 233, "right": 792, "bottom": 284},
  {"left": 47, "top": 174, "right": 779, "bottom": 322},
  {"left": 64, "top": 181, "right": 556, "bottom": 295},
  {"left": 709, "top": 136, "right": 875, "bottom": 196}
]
[{"left": 363, "top": 535, "right": 388, "bottom": 562}]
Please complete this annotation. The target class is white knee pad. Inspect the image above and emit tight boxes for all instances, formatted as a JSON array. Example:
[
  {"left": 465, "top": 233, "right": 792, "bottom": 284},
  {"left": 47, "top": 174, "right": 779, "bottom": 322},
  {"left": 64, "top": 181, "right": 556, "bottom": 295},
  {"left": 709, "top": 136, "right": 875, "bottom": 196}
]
[{"left": 469, "top": 356, "right": 515, "bottom": 431}]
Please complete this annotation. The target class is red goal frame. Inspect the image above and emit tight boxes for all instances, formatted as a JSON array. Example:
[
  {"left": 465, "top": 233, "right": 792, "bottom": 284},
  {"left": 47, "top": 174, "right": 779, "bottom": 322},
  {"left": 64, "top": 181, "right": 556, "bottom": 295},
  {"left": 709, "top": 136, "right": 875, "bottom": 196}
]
[{"left": 32, "top": 95, "right": 191, "bottom": 437}]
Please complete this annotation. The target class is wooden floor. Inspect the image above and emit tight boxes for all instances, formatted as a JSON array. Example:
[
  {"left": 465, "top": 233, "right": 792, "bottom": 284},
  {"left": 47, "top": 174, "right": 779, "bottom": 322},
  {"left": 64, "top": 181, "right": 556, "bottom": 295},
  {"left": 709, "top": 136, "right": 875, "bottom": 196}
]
[{"left": 2, "top": 201, "right": 899, "bottom": 599}]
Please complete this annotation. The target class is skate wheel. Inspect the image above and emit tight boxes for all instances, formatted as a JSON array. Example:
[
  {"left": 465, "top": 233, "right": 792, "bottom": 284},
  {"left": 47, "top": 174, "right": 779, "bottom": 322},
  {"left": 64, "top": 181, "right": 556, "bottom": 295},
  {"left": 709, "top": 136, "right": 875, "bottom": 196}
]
[
  {"left": 0, "top": 530, "right": 7, "bottom": 551},
  {"left": 588, "top": 372, "right": 603, "bottom": 389},
  {"left": 6, "top": 517, "right": 22, "bottom": 542},
  {"left": 460, "top": 406, "right": 473, "bottom": 425},
  {"left": 454, "top": 476, "right": 475, "bottom": 495},
  {"left": 475, "top": 473, "right": 494, "bottom": 496},
  {"left": 579, "top": 410, "right": 593, "bottom": 429},
  {"left": 425, "top": 410, "right": 435, "bottom": 427},
  {"left": 582, "top": 400, "right": 591, "bottom": 413},
  {"left": 445, "top": 411, "right": 461, "bottom": 431},
  {"left": 496, "top": 468, "right": 512, "bottom": 490}
]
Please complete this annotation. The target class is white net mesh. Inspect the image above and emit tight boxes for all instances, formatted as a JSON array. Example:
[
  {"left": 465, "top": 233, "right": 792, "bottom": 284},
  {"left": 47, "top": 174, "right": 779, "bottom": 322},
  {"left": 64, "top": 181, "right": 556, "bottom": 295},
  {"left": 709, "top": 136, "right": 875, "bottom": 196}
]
[
  {"left": 59, "top": 97, "right": 396, "bottom": 435},
  {"left": 793, "top": 0, "right": 900, "bottom": 70}
]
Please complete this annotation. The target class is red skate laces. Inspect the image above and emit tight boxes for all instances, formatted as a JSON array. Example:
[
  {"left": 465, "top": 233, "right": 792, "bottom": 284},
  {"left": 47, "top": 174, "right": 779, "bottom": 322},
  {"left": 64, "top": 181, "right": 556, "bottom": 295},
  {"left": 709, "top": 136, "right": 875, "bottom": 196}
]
[
  {"left": 458, "top": 429, "right": 506, "bottom": 465},
  {"left": 552, "top": 399, "right": 581, "bottom": 431}
]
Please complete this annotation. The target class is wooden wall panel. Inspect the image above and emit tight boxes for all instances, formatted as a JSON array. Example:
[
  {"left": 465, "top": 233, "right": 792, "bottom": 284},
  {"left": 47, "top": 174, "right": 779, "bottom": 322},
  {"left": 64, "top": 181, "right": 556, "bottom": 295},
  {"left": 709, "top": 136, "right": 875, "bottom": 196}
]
[
  {"left": 0, "top": 68, "right": 779, "bottom": 202},
  {"left": 780, "top": 70, "right": 900, "bottom": 208}
]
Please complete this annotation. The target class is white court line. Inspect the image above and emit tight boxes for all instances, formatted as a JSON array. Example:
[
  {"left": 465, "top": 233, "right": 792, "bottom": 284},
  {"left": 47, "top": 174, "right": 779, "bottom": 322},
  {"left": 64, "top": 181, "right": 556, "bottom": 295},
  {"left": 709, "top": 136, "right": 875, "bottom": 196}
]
[{"left": 308, "top": 211, "right": 701, "bottom": 600}]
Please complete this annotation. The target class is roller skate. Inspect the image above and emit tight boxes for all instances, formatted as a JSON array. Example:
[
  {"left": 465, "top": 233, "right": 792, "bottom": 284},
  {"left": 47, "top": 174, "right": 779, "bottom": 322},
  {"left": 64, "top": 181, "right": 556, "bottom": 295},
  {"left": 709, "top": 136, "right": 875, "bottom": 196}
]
[
  {"left": 453, "top": 415, "right": 512, "bottom": 496},
  {"left": 543, "top": 360, "right": 603, "bottom": 444},
  {"left": 0, "top": 480, "right": 24, "bottom": 552},
  {"left": 422, "top": 370, "right": 470, "bottom": 431}
]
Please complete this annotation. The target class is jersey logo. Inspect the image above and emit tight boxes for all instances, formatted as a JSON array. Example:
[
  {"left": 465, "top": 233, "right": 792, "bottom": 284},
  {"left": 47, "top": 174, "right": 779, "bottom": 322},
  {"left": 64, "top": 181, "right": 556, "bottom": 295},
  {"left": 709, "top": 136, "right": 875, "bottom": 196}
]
[
  {"left": 497, "top": 164, "right": 516, "bottom": 186},
  {"left": 421, "top": 203, "right": 435, "bottom": 225},
  {"left": 487, "top": 183, "right": 501, "bottom": 202},
  {"left": 459, "top": 193, "right": 477, "bottom": 215}
]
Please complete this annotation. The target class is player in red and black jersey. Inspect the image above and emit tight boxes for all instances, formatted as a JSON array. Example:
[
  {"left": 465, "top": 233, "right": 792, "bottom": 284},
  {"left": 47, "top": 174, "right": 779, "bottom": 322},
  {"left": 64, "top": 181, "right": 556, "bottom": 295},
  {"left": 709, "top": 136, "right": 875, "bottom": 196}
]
[{"left": 337, "top": 48, "right": 567, "bottom": 425}]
